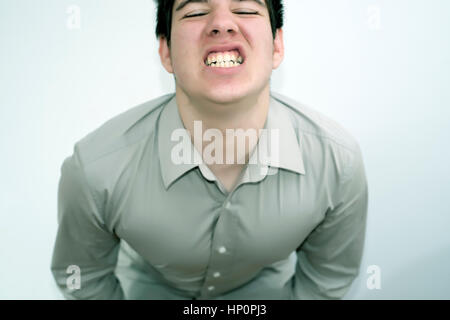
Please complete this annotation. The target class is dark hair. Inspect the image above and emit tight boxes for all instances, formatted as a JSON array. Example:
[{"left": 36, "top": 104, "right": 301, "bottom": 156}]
[{"left": 155, "top": 0, "right": 284, "bottom": 46}]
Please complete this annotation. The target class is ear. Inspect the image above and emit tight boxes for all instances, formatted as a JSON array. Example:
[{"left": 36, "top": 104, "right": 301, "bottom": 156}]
[
  {"left": 159, "top": 36, "right": 174, "bottom": 74},
  {"left": 272, "top": 28, "right": 284, "bottom": 70}
]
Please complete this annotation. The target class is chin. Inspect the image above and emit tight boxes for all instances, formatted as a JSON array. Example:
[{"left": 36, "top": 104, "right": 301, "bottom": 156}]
[
  {"left": 202, "top": 86, "right": 251, "bottom": 105},
  {"left": 207, "top": 94, "right": 246, "bottom": 106}
]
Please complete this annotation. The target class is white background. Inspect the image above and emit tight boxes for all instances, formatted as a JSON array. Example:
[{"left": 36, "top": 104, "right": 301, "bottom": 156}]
[{"left": 0, "top": 0, "right": 449, "bottom": 299}]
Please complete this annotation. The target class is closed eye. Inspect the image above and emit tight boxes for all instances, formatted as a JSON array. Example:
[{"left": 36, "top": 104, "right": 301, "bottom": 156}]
[
  {"left": 235, "top": 11, "right": 259, "bottom": 15},
  {"left": 184, "top": 11, "right": 259, "bottom": 18},
  {"left": 184, "top": 12, "right": 208, "bottom": 18}
]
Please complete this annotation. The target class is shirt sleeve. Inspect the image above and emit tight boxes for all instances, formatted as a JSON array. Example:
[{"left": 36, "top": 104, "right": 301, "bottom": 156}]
[
  {"left": 292, "top": 144, "right": 369, "bottom": 299},
  {"left": 50, "top": 146, "right": 124, "bottom": 299}
]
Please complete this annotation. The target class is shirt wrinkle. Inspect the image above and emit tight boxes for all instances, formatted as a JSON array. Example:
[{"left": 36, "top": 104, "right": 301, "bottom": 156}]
[{"left": 51, "top": 91, "right": 368, "bottom": 300}]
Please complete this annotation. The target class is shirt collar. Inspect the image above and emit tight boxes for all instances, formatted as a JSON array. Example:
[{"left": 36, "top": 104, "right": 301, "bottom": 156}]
[{"left": 158, "top": 93, "right": 306, "bottom": 189}]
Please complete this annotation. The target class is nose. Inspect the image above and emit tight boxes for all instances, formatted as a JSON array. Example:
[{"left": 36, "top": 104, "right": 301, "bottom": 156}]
[{"left": 205, "top": 9, "right": 238, "bottom": 38}]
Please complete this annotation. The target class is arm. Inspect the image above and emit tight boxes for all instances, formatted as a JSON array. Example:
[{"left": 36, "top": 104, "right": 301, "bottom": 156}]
[
  {"left": 292, "top": 144, "right": 369, "bottom": 299},
  {"left": 50, "top": 146, "right": 124, "bottom": 299}
]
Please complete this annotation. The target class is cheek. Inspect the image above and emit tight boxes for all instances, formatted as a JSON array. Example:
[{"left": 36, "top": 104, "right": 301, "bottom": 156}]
[
  {"left": 171, "top": 26, "right": 202, "bottom": 70},
  {"left": 172, "top": 25, "right": 198, "bottom": 44},
  {"left": 241, "top": 22, "right": 274, "bottom": 58}
]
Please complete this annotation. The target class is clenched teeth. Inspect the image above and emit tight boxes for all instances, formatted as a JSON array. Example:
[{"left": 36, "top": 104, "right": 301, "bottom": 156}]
[{"left": 205, "top": 50, "right": 244, "bottom": 67}]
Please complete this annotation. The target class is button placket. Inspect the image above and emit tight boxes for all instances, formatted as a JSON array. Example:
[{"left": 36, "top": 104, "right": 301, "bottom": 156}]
[{"left": 201, "top": 194, "right": 237, "bottom": 297}]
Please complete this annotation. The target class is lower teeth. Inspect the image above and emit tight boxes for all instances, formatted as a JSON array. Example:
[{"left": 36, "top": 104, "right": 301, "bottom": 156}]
[{"left": 208, "top": 61, "right": 242, "bottom": 68}]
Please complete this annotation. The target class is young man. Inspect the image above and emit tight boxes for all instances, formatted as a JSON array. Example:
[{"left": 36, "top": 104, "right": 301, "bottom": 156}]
[{"left": 51, "top": 0, "right": 369, "bottom": 300}]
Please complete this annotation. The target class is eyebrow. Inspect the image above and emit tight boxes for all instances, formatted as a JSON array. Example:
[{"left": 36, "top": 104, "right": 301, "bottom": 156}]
[{"left": 175, "top": 0, "right": 266, "bottom": 12}]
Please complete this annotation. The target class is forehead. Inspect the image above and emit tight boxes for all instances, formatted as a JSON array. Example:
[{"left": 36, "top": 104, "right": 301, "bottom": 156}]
[{"left": 173, "top": 0, "right": 267, "bottom": 11}]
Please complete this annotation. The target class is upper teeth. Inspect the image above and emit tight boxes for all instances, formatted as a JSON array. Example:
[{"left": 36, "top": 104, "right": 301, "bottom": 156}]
[{"left": 206, "top": 50, "right": 244, "bottom": 67}]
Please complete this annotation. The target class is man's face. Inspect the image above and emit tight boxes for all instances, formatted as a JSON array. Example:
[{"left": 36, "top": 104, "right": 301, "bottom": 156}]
[{"left": 159, "top": 0, "right": 284, "bottom": 105}]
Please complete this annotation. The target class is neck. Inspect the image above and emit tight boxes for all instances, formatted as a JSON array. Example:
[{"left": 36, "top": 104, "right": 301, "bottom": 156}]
[
  {"left": 176, "top": 85, "right": 270, "bottom": 134},
  {"left": 175, "top": 85, "right": 271, "bottom": 166}
]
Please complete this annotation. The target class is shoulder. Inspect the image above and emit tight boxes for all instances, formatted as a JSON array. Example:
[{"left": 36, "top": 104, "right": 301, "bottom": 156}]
[
  {"left": 59, "top": 93, "right": 174, "bottom": 220},
  {"left": 270, "top": 92, "right": 365, "bottom": 190},
  {"left": 73, "top": 93, "right": 174, "bottom": 166},
  {"left": 270, "top": 91, "right": 361, "bottom": 154}
]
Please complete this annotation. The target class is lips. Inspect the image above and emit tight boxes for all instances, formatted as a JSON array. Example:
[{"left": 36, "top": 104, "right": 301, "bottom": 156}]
[{"left": 203, "top": 44, "right": 246, "bottom": 65}]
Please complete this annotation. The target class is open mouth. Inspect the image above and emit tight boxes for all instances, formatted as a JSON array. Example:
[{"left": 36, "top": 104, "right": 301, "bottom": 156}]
[{"left": 204, "top": 49, "right": 245, "bottom": 68}]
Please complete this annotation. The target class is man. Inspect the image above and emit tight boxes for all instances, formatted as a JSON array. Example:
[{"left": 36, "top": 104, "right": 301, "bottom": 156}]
[{"left": 51, "top": 0, "right": 368, "bottom": 300}]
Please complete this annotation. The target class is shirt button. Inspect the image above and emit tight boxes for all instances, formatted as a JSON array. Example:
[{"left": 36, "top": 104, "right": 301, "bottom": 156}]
[
  {"left": 224, "top": 202, "right": 231, "bottom": 209},
  {"left": 218, "top": 246, "right": 227, "bottom": 254},
  {"left": 213, "top": 272, "right": 221, "bottom": 278},
  {"left": 208, "top": 286, "right": 215, "bottom": 291}
]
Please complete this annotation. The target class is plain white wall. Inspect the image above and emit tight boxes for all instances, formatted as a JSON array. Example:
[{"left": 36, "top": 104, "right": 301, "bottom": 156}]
[{"left": 0, "top": 0, "right": 449, "bottom": 299}]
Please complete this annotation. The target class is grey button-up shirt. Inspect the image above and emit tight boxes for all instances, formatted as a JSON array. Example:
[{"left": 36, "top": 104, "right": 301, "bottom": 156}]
[{"left": 50, "top": 92, "right": 368, "bottom": 300}]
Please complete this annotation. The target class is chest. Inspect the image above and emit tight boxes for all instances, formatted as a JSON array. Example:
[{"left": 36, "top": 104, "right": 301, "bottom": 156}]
[{"left": 114, "top": 169, "right": 329, "bottom": 272}]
